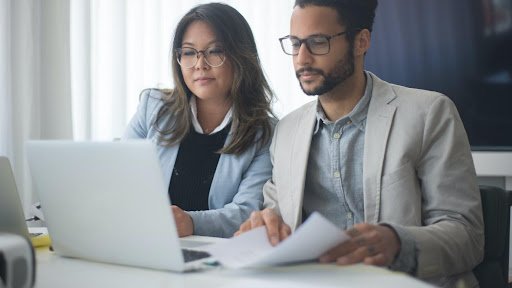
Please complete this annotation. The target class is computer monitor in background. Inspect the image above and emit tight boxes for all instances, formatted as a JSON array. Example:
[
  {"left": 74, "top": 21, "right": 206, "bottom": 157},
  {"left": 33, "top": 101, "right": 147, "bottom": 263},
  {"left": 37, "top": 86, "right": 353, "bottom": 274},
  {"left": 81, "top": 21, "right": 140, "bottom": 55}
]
[{"left": 366, "top": 0, "right": 512, "bottom": 150}]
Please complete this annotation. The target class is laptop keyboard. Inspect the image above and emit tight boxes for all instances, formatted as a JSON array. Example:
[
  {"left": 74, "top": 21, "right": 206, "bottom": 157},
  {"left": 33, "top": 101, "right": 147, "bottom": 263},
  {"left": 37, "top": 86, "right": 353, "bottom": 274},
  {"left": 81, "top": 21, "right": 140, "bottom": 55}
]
[{"left": 182, "top": 249, "right": 211, "bottom": 263}]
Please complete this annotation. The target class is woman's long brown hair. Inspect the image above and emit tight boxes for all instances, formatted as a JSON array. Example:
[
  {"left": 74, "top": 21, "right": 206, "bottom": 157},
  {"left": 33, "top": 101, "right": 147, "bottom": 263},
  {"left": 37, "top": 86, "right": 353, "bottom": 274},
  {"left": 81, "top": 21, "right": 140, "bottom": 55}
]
[{"left": 154, "top": 3, "right": 275, "bottom": 155}]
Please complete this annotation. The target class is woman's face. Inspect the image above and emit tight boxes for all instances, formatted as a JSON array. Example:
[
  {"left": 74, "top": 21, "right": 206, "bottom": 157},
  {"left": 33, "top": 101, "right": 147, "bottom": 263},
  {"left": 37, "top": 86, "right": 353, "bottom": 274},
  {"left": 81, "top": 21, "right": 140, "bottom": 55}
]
[{"left": 180, "top": 21, "right": 234, "bottom": 103}]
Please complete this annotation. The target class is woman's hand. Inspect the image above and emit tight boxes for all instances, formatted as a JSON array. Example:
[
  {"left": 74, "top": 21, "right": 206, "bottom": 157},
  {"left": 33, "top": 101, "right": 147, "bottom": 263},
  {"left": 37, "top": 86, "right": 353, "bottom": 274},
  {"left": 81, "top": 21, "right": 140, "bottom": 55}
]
[{"left": 171, "top": 205, "right": 194, "bottom": 237}]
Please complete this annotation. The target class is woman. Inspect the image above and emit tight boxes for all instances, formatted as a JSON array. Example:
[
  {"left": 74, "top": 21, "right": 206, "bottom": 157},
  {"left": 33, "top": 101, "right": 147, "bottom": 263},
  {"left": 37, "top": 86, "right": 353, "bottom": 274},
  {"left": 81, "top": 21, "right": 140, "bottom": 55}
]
[{"left": 123, "top": 3, "right": 275, "bottom": 238}]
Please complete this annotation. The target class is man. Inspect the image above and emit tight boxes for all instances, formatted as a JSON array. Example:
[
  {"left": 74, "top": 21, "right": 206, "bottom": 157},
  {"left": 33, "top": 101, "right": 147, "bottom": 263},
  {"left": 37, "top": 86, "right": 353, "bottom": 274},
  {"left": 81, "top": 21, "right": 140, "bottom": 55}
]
[{"left": 236, "top": 0, "right": 484, "bottom": 287}]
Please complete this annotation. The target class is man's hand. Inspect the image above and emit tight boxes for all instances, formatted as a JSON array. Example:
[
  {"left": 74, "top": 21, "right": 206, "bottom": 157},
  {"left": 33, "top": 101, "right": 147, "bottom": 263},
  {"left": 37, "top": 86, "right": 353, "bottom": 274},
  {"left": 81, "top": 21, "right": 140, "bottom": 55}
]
[
  {"left": 234, "top": 208, "right": 291, "bottom": 246},
  {"left": 319, "top": 223, "right": 401, "bottom": 267},
  {"left": 171, "top": 205, "right": 194, "bottom": 237}
]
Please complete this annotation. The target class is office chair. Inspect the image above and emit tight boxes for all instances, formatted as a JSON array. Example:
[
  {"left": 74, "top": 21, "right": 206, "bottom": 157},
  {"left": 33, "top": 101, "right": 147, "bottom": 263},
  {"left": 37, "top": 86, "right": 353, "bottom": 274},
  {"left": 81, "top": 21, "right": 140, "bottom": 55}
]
[{"left": 473, "top": 185, "right": 511, "bottom": 288}]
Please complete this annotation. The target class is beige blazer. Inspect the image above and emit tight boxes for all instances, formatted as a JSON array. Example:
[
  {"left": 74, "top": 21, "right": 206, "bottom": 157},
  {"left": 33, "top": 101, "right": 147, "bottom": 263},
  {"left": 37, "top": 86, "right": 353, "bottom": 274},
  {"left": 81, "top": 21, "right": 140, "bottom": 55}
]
[{"left": 263, "top": 72, "right": 484, "bottom": 287}]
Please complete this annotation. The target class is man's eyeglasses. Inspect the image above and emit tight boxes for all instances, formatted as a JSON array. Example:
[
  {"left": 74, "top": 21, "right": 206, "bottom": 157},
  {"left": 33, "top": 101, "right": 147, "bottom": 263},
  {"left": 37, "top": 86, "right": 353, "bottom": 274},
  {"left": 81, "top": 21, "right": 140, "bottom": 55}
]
[
  {"left": 175, "top": 47, "right": 226, "bottom": 68},
  {"left": 279, "top": 31, "right": 351, "bottom": 56}
]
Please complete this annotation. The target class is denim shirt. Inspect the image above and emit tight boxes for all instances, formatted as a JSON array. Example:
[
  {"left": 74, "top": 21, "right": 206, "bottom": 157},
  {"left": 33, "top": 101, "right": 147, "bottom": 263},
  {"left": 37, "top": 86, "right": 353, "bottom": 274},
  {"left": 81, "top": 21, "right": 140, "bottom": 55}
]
[
  {"left": 303, "top": 73, "right": 417, "bottom": 273},
  {"left": 303, "top": 74, "right": 372, "bottom": 228}
]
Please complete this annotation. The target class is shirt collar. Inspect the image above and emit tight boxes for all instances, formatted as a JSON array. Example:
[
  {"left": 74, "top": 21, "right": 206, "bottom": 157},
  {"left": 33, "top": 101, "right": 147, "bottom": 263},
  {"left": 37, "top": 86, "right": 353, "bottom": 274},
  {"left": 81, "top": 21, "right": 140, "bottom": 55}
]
[
  {"left": 190, "top": 96, "right": 233, "bottom": 135},
  {"left": 313, "top": 71, "right": 373, "bottom": 134}
]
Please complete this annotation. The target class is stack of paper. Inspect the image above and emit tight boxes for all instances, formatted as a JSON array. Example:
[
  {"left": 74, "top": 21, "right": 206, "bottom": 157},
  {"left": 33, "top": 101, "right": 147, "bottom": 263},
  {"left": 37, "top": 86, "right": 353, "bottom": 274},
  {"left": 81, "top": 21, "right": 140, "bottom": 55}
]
[{"left": 204, "top": 212, "right": 349, "bottom": 268}]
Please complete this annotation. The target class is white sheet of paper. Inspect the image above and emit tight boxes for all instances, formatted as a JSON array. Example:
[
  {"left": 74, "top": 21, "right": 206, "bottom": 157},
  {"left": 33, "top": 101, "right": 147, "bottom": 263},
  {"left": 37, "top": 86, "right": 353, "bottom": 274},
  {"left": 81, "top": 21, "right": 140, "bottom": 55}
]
[{"left": 204, "top": 212, "right": 350, "bottom": 268}]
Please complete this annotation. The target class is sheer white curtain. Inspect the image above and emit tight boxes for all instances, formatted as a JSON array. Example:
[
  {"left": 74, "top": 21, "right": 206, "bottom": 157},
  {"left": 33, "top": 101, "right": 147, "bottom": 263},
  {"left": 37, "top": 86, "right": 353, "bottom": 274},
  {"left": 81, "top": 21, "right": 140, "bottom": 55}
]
[
  {"left": 70, "top": 0, "right": 309, "bottom": 141},
  {"left": 0, "top": 0, "right": 73, "bottom": 213}
]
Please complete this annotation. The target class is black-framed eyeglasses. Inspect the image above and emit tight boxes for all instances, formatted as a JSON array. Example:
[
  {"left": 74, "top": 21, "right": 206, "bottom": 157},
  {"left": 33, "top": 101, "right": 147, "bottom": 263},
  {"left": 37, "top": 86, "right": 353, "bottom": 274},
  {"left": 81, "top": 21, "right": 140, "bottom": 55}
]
[
  {"left": 279, "top": 31, "right": 350, "bottom": 56},
  {"left": 175, "top": 46, "right": 226, "bottom": 68}
]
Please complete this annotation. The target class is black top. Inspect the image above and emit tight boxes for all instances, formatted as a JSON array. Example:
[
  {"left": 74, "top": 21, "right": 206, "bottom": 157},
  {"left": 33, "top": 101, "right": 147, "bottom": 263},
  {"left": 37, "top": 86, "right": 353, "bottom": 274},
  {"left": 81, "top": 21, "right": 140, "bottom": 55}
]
[{"left": 168, "top": 123, "right": 231, "bottom": 211}]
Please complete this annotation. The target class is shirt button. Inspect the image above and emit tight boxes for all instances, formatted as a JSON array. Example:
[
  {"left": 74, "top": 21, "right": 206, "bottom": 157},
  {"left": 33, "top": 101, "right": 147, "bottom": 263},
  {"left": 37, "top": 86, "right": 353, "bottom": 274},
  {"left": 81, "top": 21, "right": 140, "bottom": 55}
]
[
  {"left": 347, "top": 212, "right": 353, "bottom": 220},
  {"left": 333, "top": 171, "right": 340, "bottom": 178},
  {"left": 333, "top": 133, "right": 341, "bottom": 139}
]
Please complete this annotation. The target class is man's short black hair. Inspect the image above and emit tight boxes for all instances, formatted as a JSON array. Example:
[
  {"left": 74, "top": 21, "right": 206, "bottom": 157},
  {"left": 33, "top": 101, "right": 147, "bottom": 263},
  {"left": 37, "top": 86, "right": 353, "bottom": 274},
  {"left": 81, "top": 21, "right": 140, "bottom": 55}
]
[{"left": 294, "top": 0, "right": 378, "bottom": 37}]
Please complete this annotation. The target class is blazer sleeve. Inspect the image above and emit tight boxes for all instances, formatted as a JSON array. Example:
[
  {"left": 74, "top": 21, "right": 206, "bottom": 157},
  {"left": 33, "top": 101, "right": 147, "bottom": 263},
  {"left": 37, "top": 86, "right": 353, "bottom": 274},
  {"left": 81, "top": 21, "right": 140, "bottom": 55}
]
[
  {"left": 187, "top": 133, "right": 272, "bottom": 238},
  {"left": 397, "top": 96, "right": 484, "bottom": 279}
]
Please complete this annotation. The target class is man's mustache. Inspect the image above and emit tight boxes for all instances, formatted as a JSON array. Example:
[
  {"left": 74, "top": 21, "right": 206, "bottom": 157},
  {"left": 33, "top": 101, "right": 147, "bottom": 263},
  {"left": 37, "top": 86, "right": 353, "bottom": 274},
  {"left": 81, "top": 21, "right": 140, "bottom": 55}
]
[{"left": 295, "top": 67, "right": 325, "bottom": 78}]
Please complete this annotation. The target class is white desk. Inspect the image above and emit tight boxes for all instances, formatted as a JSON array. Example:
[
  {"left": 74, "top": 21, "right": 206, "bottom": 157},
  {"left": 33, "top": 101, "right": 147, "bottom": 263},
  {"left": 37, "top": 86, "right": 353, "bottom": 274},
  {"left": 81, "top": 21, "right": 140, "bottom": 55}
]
[
  {"left": 35, "top": 247, "right": 433, "bottom": 288},
  {"left": 472, "top": 151, "right": 512, "bottom": 190}
]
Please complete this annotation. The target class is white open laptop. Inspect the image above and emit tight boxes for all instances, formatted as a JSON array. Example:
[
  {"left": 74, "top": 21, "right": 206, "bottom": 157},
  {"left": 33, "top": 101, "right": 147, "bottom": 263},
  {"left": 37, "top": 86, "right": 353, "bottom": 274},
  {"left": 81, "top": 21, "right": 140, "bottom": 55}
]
[
  {"left": 0, "top": 156, "right": 31, "bottom": 239},
  {"left": 26, "top": 141, "right": 218, "bottom": 272}
]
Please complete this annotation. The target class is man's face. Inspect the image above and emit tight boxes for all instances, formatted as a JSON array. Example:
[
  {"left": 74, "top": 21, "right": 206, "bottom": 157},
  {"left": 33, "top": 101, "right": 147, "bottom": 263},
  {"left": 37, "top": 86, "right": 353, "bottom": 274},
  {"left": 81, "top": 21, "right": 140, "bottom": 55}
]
[{"left": 291, "top": 5, "right": 355, "bottom": 96}]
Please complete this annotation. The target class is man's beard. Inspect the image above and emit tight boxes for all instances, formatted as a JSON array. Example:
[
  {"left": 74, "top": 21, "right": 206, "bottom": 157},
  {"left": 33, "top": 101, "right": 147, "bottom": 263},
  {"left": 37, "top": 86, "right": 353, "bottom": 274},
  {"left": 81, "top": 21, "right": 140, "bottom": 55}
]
[{"left": 296, "top": 48, "right": 355, "bottom": 96}]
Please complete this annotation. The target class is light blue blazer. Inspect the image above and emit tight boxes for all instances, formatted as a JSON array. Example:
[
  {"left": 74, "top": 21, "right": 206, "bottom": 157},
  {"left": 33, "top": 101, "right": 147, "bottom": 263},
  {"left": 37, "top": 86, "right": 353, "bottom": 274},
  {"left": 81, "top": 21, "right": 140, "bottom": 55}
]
[{"left": 123, "top": 89, "right": 272, "bottom": 237}]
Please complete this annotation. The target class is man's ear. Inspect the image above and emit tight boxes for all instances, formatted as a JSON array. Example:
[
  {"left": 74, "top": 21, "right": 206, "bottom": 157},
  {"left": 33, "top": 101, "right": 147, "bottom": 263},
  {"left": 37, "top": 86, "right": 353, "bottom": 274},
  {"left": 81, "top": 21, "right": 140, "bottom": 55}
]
[{"left": 354, "top": 29, "right": 371, "bottom": 56}]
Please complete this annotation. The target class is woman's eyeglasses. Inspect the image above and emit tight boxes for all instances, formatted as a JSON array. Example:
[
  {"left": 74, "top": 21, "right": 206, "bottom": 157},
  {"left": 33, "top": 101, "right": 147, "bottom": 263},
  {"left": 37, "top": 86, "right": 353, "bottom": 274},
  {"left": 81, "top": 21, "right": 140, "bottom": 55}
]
[{"left": 176, "top": 47, "right": 226, "bottom": 68}]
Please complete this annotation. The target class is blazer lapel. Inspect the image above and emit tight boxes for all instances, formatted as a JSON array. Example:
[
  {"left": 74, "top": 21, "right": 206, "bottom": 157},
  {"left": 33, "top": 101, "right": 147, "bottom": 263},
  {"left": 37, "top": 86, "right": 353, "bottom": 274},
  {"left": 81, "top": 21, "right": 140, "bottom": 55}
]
[
  {"left": 363, "top": 72, "right": 397, "bottom": 223},
  {"left": 287, "top": 101, "right": 317, "bottom": 230}
]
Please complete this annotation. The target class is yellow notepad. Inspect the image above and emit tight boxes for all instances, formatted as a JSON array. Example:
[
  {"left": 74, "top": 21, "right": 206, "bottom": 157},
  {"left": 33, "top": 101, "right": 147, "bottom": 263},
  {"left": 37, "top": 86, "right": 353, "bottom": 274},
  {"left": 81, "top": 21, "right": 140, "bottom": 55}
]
[
  {"left": 31, "top": 233, "right": 51, "bottom": 247},
  {"left": 29, "top": 227, "right": 52, "bottom": 247}
]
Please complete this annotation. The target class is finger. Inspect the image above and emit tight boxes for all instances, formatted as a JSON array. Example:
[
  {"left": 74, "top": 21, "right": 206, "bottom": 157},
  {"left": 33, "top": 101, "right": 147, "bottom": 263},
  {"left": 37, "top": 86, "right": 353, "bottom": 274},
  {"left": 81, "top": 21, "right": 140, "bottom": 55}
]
[
  {"left": 321, "top": 225, "right": 381, "bottom": 263},
  {"left": 279, "top": 223, "right": 291, "bottom": 241},
  {"left": 336, "top": 245, "right": 370, "bottom": 265},
  {"left": 351, "top": 230, "right": 380, "bottom": 248},
  {"left": 319, "top": 241, "right": 355, "bottom": 263},
  {"left": 249, "top": 211, "right": 265, "bottom": 228},
  {"left": 234, "top": 225, "right": 244, "bottom": 236},
  {"left": 235, "top": 220, "right": 251, "bottom": 235},
  {"left": 337, "top": 242, "right": 383, "bottom": 265},
  {"left": 363, "top": 253, "right": 387, "bottom": 266},
  {"left": 262, "top": 210, "right": 282, "bottom": 246}
]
